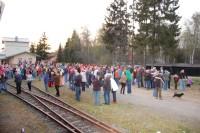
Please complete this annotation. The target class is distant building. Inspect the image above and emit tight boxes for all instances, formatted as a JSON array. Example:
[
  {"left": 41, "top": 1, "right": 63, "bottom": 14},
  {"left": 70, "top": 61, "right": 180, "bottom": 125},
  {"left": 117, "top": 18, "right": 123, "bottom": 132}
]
[
  {"left": 0, "top": 36, "right": 37, "bottom": 65},
  {"left": 2, "top": 36, "right": 29, "bottom": 57},
  {"left": 6, "top": 51, "right": 36, "bottom": 65},
  {"left": 42, "top": 52, "right": 57, "bottom": 64}
]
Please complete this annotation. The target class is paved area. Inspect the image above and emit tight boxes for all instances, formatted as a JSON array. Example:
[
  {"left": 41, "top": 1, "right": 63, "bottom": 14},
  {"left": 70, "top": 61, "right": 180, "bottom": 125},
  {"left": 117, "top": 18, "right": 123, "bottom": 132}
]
[{"left": 117, "top": 87, "right": 200, "bottom": 126}]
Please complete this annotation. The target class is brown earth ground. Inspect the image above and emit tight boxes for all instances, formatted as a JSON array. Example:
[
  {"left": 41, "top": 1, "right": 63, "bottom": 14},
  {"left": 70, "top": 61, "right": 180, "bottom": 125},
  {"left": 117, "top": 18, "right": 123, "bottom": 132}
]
[
  {"left": 0, "top": 92, "right": 66, "bottom": 133},
  {"left": 0, "top": 77, "right": 200, "bottom": 133}
]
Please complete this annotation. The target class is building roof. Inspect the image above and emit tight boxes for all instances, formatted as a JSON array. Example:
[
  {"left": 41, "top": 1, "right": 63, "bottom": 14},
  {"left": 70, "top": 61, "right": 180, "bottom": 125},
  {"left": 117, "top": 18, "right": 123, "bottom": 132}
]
[
  {"left": 6, "top": 51, "right": 38, "bottom": 59},
  {"left": 2, "top": 37, "right": 29, "bottom": 44}
]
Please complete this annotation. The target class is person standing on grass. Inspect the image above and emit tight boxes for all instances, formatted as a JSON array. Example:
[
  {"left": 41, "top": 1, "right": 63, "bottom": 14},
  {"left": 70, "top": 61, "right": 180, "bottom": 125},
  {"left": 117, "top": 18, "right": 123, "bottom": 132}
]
[
  {"left": 14, "top": 71, "right": 22, "bottom": 94},
  {"left": 103, "top": 73, "right": 111, "bottom": 105},
  {"left": 43, "top": 69, "right": 49, "bottom": 92},
  {"left": 92, "top": 75, "right": 102, "bottom": 105},
  {"left": 74, "top": 67, "right": 82, "bottom": 101},
  {"left": 111, "top": 77, "right": 119, "bottom": 103},
  {"left": 26, "top": 71, "right": 33, "bottom": 91},
  {"left": 81, "top": 69, "right": 87, "bottom": 92},
  {"left": 53, "top": 71, "right": 61, "bottom": 97}
]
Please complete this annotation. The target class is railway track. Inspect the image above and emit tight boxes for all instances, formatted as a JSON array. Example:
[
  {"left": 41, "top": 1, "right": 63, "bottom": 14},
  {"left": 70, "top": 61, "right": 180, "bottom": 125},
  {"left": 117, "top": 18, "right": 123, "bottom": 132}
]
[
  {"left": 7, "top": 82, "right": 121, "bottom": 133},
  {"left": 7, "top": 84, "right": 79, "bottom": 133}
]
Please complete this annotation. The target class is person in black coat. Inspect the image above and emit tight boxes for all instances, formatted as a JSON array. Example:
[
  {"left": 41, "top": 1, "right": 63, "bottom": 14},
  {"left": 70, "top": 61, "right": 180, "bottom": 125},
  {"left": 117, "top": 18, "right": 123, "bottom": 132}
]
[{"left": 15, "top": 72, "right": 22, "bottom": 94}]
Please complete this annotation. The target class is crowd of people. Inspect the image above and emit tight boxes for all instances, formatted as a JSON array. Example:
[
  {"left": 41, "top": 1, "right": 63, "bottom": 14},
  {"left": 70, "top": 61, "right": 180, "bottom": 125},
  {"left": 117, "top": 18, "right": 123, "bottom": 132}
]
[{"left": 0, "top": 61, "right": 191, "bottom": 105}]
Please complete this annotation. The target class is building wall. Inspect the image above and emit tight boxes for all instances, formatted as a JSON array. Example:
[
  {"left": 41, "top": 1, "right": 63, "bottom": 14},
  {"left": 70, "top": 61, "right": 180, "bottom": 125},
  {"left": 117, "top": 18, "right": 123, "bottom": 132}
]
[
  {"left": 2, "top": 37, "right": 29, "bottom": 57},
  {"left": 8, "top": 53, "right": 36, "bottom": 65},
  {"left": 5, "top": 42, "right": 29, "bottom": 57}
]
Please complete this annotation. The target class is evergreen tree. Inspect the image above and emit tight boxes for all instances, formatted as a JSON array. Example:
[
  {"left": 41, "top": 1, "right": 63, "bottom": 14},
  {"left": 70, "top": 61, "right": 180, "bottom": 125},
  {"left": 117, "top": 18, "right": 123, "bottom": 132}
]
[
  {"left": 63, "top": 38, "right": 71, "bottom": 63},
  {"left": 129, "top": 0, "right": 137, "bottom": 65},
  {"left": 62, "top": 31, "right": 82, "bottom": 63},
  {"left": 134, "top": 0, "right": 180, "bottom": 64},
  {"left": 30, "top": 43, "right": 35, "bottom": 53},
  {"left": 71, "top": 30, "right": 81, "bottom": 51},
  {"left": 80, "top": 27, "right": 91, "bottom": 63},
  {"left": 103, "top": 0, "right": 130, "bottom": 63},
  {"left": 36, "top": 32, "right": 50, "bottom": 60},
  {"left": 134, "top": 0, "right": 151, "bottom": 64},
  {"left": 70, "top": 30, "right": 82, "bottom": 63},
  {"left": 160, "top": 0, "right": 181, "bottom": 63},
  {"left": 57, "top": 43, "right": 63, "bottom": 62}
]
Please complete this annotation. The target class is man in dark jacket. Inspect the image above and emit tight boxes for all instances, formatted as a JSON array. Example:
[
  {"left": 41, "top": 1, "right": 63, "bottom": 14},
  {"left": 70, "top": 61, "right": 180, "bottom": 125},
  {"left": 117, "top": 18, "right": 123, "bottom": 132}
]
[
  {"left": 15, "top": 72, "right": 22, "bottom": 94},
  {"left": 92, "top": 76, "right": 102, "bottom": 105},
  {"left": 74, "top": 67, "right": 82, "bottom": 101}
]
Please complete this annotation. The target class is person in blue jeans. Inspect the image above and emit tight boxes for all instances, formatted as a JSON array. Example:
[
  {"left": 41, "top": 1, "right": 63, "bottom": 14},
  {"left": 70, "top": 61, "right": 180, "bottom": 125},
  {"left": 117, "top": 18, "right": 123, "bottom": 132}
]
[
  {"left": 74, "top": 68, "right": 82, "bottom": 101},
  {"left": 92, "top": 76, "right": 102, "bottom": 105},
  {"left": 43, "top": 70, "right": 49, "bottom": 92},
  {"left": 103, "top": 75, "right": 111, "bottom": 105},
  {"left": 125, "top": 68, "right": 132, "bottom": 94},
  {"left": 0, "top": 74, "right": 7, "bottom": 93}
]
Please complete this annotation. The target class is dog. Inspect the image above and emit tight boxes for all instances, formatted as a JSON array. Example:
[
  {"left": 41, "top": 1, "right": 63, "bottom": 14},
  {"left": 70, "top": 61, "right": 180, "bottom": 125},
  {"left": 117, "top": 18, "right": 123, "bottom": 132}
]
[{"left": 173, "top": 92, "right": 184, "bottom": 98}]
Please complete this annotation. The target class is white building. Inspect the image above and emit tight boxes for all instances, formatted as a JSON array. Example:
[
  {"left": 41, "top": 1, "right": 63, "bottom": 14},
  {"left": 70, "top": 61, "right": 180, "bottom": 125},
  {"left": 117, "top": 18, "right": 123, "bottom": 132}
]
[
  {"left": 2, "top": 36, "right": 29, "bottom": 57},
  {"left": 0, "top": 36, "right": 37, "bottom": 65}
]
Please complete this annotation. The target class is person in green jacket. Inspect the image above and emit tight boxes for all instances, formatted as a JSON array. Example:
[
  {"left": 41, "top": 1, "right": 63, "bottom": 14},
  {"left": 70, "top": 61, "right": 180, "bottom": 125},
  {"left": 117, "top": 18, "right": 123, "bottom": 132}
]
[{"left": 125, "top": 68, "right": 132, "bottom": 94}]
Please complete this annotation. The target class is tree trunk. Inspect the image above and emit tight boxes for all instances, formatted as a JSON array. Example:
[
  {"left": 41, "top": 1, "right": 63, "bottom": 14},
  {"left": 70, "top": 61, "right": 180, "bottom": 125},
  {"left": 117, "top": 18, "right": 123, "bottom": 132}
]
[
  {"left": 191, "top": 48, "right": 196, "bottom": 64},
  {"left": 143, "top": 46, "right": 146, "bottom": 66}
]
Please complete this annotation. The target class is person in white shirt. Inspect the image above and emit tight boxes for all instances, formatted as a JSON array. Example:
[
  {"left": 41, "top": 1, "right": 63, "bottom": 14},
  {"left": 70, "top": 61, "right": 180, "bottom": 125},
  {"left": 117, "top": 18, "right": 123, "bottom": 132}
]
[{"left": 81, "top": 69, "right": 87, "bottom": 91}]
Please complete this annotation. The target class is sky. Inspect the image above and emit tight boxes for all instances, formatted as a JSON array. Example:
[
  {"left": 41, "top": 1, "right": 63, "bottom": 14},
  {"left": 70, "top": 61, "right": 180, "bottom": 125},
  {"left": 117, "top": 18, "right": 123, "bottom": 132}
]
[{"left": 0, "top": 0, "right": 200, "bottom": 52}]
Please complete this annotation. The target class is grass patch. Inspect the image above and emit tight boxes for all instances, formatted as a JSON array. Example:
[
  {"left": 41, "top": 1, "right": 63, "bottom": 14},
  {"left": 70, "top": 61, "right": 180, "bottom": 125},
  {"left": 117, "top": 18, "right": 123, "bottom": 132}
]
[
  {"left": 0, "top": 93, "right": 57, "bottom": 133},
  {"left": 32, "top": 80, "right": 200, "bottom": 133}
]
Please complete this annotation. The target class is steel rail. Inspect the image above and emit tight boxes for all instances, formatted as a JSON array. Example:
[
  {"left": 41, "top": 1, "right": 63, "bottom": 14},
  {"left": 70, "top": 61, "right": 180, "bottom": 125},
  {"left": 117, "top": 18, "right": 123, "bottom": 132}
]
[
  {"left": 30, "top": 84, "right": 121, "bottom": 133},
  {"left": 33, "top": 94, "right": 111, "bottom": 132},
  {"left": 6, "top": 83, "right": 81, "bottom": 133}
]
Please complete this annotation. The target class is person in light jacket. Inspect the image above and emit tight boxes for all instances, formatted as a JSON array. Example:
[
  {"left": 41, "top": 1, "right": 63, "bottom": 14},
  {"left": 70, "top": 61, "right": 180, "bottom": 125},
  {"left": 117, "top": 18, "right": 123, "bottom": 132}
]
[
  {"left": 119, "top": 72, "right": 126, "bottom": 94},
  {"left": 81, "top": 69, "right": 87, "bottom": 91}
]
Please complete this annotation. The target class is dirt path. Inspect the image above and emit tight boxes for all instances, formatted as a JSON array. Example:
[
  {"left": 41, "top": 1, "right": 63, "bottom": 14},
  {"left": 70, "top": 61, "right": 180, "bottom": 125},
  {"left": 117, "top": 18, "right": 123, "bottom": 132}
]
[{"left": 117, "top": 87, "right": 200, "bottom": 127}]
